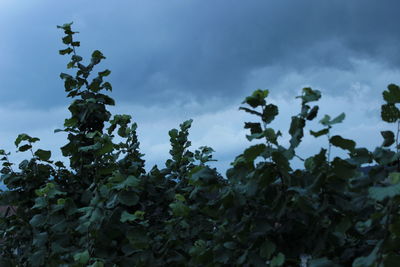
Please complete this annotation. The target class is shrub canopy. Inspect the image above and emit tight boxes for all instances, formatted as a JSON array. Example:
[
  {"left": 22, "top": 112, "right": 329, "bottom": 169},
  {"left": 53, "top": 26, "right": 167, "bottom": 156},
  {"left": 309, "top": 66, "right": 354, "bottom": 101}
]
[{"left": 1, "top": 22, "right": 400, "bottom": 267}]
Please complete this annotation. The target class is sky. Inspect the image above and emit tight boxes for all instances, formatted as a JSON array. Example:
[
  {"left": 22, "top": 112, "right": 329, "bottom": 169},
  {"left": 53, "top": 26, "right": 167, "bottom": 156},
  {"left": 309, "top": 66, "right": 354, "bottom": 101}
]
[{"left": 1, "top": 0, "right": 400, "bottom": 189}]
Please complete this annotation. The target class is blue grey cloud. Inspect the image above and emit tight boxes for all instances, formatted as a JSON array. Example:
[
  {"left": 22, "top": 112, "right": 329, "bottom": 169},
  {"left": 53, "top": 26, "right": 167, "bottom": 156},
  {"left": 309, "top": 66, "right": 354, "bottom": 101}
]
[{"left": 1, "top": 0, "right": 400, "bottom": 109}]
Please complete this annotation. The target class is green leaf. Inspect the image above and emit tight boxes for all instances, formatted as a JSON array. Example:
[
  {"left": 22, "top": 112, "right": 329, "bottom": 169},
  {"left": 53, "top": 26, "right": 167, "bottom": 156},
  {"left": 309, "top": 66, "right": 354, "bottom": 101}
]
[
  {"left": 18, "top": 144, "right": 32, "bottom": 152},
  {"left": 170, "top": 201, "right": 190, "bottom": 217},
  {"left": 30, "top": 214, "right": 46, "bottom": 227},
  {"left": 34, "top": 149, "right": 51, "bottom": 161},
  {"left": 99, "top": 69, "right": 111, "bottom": 77},
  {"left": 113, "top": 175, "right": 140, "bottom": 190},
  {"left": 62, "top": 35, "right": 72, "bottom": 44},
  {"left": 270, "top": 252, "right": 285, "bottom": 267},
  {"left": 381, "top": 130, "right": 395, "bottom": 147},
  {"left": 329, "top": 135, "right": 356, "bottom": 152},
  {"left": 260, "top": 240, "right": 276, "bottom": 259},
  {"left": 383, "top": 83, "right": 400, "bottom": 104},
  {"left": 242, "top": 89, "right": 268, "bottom": 108},
  {"left": 331, "top": 157, "right": 357, "bottom": 179},
  {"left": 32, "top": 232, "right": 48, "bottom": 247},
  {"left": 330, "top": 112, "right": 345, "bottom": 124},
  {"left": 175, "top": 194, "right": 186, "bottom": 202},
  {"left": 239, "top": 107, "right": 263, "bottom": 117},
  {"left": 92, "top": 50, "right": 105, "bottom": 59},
  {"left": 320, "top": 113, "right": 345, "bottom": 126},
  {"left": 73, "top": 250, "right": 90, "bottom": 264},
  {"left": 118, "top": 191, "right": 139, "bottom": 206},
  {"left": 389, "top": 172, "right": 400, "bottom": 184},
  {"left": 244, "top": 122, "right": 263, "bottom": 134},
  {"left": 15, "top": 133, "right": 39, "bottom": 147},
  {"left": 369, "top": 183, "right": 400, "bottom": 201},
  {"left": 306, "top": 105, "right": 319, "bottom": 120},
  {"left": 223, "top": 242, "right": 236, "bottom": 250},
  {"left": 296, "top": 87, "right": 321, "bottom": 103},
  {"left": 243, "top": 144, "right": 266, "bottom": 162},
  {"left": 262, "top": 104, "right": 279, "bottom": 124},
  {"left": 102, "top": 81, "right": 112, "bottom": 91},
  {"left": 381, "top": 103, "right": 400, "bottom": 123},
  {"left": 120, "top": 210, "right": 140, "bottom": 223},
  {"left": 64, "top": 117, "right": 78, "bottom": 127},
  {"left": 59, "top": 47, "right": 73, "bottom": 55},
  {"left": 310, "top": 128, "right": 329, "bottom": 137}
]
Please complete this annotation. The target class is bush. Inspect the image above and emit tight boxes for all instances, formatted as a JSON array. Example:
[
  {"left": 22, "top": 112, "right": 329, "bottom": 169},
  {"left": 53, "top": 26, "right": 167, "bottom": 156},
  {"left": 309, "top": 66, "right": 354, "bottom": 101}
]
[{"left": 1, "top": 22, "right": 400, "bottom": 266}]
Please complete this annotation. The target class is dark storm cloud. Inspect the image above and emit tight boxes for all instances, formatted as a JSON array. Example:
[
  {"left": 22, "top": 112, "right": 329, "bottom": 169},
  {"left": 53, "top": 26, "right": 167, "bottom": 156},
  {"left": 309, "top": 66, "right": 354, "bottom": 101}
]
[{"left": 1, "top": 0, "right": 400, "bottom": 108}]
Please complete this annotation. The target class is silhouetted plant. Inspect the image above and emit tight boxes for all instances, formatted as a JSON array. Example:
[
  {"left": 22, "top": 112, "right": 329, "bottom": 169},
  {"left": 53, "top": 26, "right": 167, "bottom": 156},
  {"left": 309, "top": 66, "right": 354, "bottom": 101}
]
[{"left": 1, "top": 22, "right": 400, "bottom": 266}]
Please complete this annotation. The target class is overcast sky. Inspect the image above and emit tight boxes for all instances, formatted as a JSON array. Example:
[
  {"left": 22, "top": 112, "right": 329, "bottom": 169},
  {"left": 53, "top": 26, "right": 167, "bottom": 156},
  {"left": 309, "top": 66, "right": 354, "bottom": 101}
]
[{"left": 1, "top": 0, "right": 400, "bottom": 187}]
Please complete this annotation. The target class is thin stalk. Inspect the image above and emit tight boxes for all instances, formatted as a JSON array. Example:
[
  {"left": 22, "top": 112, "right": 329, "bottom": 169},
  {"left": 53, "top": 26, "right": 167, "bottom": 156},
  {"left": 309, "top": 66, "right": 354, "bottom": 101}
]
[
  {"left": 396, "top": 120, "right": 400, "bottom": 171},
  {"left": 327, "top": 131, "right": 331, "bottom": 165}
]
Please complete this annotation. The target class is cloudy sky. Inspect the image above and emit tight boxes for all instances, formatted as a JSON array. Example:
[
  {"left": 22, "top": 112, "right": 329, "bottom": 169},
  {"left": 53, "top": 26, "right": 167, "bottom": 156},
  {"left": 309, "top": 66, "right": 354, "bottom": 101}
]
[{"left": 1, "top": 0, "right": 399, "bottom": 185}]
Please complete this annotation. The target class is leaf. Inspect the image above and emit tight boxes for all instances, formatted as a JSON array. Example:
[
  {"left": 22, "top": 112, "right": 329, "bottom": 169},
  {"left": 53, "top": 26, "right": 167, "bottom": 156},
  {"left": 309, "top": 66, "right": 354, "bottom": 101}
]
[
  {"left": 310, "top": 128, "right": 329, "bottom": 138},
  {"left": 239, "top": 107, "right": 263, "bottom": 116},
  {"left": 381, "top": 130, "right": 395, "bottom": 147},
  {"left": 18, "top": 144, "right": 32, "bottom": 152},
  {"left": 118, "top": 191, "right": 139, "bottom": 206},
  {"left": 59, "top": 47, "right": 73, "bottom": 55},
  {"left": 243, "top": 144, "right": 266, "bottom": 162},
  {"left": 260, "top": 240, "right": 276, "bottom": 259},
  {"left": 270, "top": 252, "right": 285, "bottom": 267},
  {"left": 62, "top": 35, "right": 72, "bottom": 44},
  {"left": 99, "top": 69, "right": 111, "bottom": 77},
  {"left": 389, "top": 172, "right": 400, "bottom": 184},
  {"left": 369, "top": 183, "right": 400, "bottom": 201},
  {"left": 381, "top": 103, "right": 400, "bottom": 123},
  {"left": 331, "top": 157, "right": 357, "bottom": 179},
  {"left": 223, "top": 242, "right": 236, "bottom": 250},
  {"left": 102, "top": 81, "right": 112, "bottom": 91},
  {"left": 262, "top": 104, "right": 279, "bottom": 124},
  {"left": 15, "top": 133, "right": 39, "bottom": 147},
  {"left": 330, "top": 112, "right": 345, "bottom": 124},
  {"left": 383, "top": 83, "right": 400, "bottom": 104},
  {"left": 32, "top": 232, "right": 48, "bottom": 247},
  {"left": 244, "top": 122, "right": 263, "bottom": 135},
  {"left": 329, "top": 135, "right": 356, "bottom": 152},
  {"left": 320, "top": 112, "right": 345, "bottom": 126},
  {"left": 296, "top": 87, "right": 321, "bottom": 103},
  {"left": 73, "top": 250, "right": 90, "bottom": 264},
  {"left": 30, "top": 214, "right": 46, "bottom": 227},
  {"left": 92, "top": 50, "right": 105, "bottom": 59},
  {"left": 169, "top": 201, "right": 190, "bottom": 217},
  {"left": 306, "top": 105, "right": 319, "bottom": 120},
  {"left": 242, "top": 89, "right": 268, "bottom": 108},
  {"left": 64, "top": 117, "right": 78, "bottom": 127},
  {"left": 120, "top": 211, "right": 139, "bottom": 223},
  {"left": 289, "top": 116, "right": 305, "bottom": 149},
  {"left": 113, "top": 175, "right": 140, "bottom": 190},
  {"left": 34, "top": 149, "right": 51, "bottom": 161}
]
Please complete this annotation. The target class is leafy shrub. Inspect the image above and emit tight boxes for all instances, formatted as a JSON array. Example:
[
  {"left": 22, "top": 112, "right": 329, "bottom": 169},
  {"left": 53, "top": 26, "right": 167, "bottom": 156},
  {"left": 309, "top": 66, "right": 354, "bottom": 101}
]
[{"left": 1, "top": 22, "right": 400, "bottom": 266}]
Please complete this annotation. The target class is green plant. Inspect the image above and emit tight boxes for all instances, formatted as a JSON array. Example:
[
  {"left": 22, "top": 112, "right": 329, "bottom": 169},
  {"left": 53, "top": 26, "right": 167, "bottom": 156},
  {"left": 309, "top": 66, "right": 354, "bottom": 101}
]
[{"left": 1, "top": 22, "right": 400, "bottom": 266}]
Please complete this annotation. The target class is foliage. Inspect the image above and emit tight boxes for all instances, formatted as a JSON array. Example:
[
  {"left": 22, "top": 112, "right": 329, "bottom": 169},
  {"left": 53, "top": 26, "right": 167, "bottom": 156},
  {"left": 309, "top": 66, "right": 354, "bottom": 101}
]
[{"left": 1, "top": 22, "right": 400, "bottom": 266}]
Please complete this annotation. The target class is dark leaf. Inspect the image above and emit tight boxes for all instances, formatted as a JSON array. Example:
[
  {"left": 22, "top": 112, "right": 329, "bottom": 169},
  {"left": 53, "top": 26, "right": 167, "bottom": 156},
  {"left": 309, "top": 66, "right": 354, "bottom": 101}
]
[
  {"left": 34, "top": 149, "right": 51, "bottom": 161},
  {"left": 329, "top": 135, "right": 356, "bottom": 152},
  {"left": 381, "top": 130, "right": 395, "bottom": 147}
]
